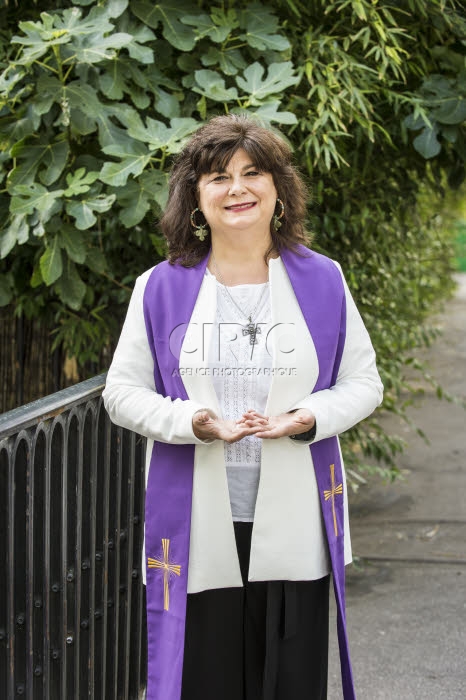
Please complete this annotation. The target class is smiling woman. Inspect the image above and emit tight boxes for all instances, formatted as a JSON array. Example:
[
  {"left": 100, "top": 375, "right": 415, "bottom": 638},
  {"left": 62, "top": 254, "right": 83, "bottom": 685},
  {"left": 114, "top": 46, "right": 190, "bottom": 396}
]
[
  {"left": 197, "top": 150, "right": 278, "bottom": 251},
  {"left": 160, "top": 115, "right": 309, "bottom": 268},
  {"left": 103, "top": 114, "right": 383, "bottom": 700}
]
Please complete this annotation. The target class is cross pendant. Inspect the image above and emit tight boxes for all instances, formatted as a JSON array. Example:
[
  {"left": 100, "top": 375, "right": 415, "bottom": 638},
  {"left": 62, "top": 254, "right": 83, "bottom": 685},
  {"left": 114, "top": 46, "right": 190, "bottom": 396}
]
[{"left": 242, "top": 319, "right": 261, "bottom": 345}]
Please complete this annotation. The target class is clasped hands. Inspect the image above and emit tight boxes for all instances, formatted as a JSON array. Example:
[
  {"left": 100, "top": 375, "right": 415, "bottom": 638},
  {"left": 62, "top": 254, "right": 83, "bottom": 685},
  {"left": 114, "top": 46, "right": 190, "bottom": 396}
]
[{"left": 192, "top": 407, "right": 315, "bottom": 444}]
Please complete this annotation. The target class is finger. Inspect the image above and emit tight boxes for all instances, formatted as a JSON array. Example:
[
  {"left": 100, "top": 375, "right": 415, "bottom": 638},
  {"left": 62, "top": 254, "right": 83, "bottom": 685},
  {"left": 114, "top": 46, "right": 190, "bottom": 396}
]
[
  {"left": 240, "top": 413, "right": 268, "bottom": 423},
  {"left": 228, "top": 425, "right": 266, "bottom": 442},
  {"left": 243, "top": 409, "right": 265, "bottom": 417},
  {"left": 240, "top": 419, "right": 268, "bottom": 428},
  {"left": 254, "top": 425, "right": 285, "bottom": 439}
]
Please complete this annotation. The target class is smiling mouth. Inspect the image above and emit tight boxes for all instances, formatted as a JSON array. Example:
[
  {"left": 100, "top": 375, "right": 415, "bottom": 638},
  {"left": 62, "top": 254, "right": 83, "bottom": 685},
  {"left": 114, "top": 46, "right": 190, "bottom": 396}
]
[{"left": 225, "top": 202, "right": 256, "bottom": 211}]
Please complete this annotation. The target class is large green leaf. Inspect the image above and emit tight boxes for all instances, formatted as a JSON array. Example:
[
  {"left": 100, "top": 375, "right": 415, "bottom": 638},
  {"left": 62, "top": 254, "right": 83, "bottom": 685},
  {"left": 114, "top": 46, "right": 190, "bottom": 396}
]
[
  {"left": 64, "top": 168, "right": 99, "bottom": 196},
  {"left": 238, "top": 3, "right": 290, "bottom": 52},
  {"left": 99, "top": 59, "right": 151, "bottom": 109},
  {"left": 181, "top": 14, "right": 232, "bottom": 44},
  {"left": 7, "top": 141, "right": 49, "bottom": 188},
  {"left": 115, "top": 179, "right": 152, "bottom": 228},
  {"left": 85, "top": 246, "right": 107, "bottom": 274},
  {"left": 236, "top": 62, "right": 299, "bottom": 104},
  {"left": 90, "top": 0, "right": 129, "bottom": 19},
  {"left": 99, "top": 60, "right": 130, "bottom": 100},
  {"left": 100, "top": 153, "right": 151, "bottom": 186},
  {"left": 131, "top": 1, "right": 197, "bottom": 51},
  {"left": 104, "top": 102, "right": 147, "bottom": 134},
  {"left": 102, "top": 135, "right": 149, "bottom": 157},
  {"left": 48, "top": 7, "right": 114, "bottom": 38},
  {"left": 127, "top": 116, "right": 198, "bottom": 152},
  {"left": 433, "top": 97, "right": 466, "bottom": 125},
  {"left": 192, "top": 70, "right": 238, "bottom": 102},
  {"left": 201, "top": 47, "right": 247, "bottom": 76},
  {"left": 124, "top": 23, "right": 156, "bottom": 64},
  {"left": 413, "top": 125, "right": 442, "bottom": 159},
  {"left": 12, "top": 16, "right": 72, "bottom": 47},
  {"left": 39, "top": 140, "right": 70, "bottom": 186},
  {"left": 0, "top": 215, "right": 29, "bottom": 258},
  {"left": 10, "top": 183, "right": 64, "bottom": 221},
  {"left": 40, "top": 236, "right": 63, "bottom": 285},
  {"left": 97, "top": 116, "right": 134, "bottom": 150},
  {"left": 56, "top": 259, "right": 86, "bottom": 310},
  {"left": 32, "top": 75, "right": 63, "bottom": 117},
  {"left": 1, "top": 116, "right": 37, "bottom": 145},
  {"left": 246, "top": 101, "right": 298, "bottom": 125},
  {"left": 155, "top": 88, "right": 180, "bottom": 119},
  {"left": 72, "top": 32, "right": 133, "bottom": 64},
  {"left": 164, "top": 118, "right": 199, "bottom": 153},
  {"left": 0, "top": 66, "right": 26, "bottom": 94},
  {"left": 422, "top": 74, "right": 452, "bottom": 98},
  {"left": 66, "top": 193, "right": 116, "bottom": 229},
  {"left": 59, "top": 225, "right": 87, "bottom": 263},
  {"left": 69, "top": 108, "right": 97, "bottom": 136},
  {"left": 11, "top": 6, "right": 117, "bottom": 70},
  {"left": 65, "top": 82, "right": 102, "bottom": 118}
]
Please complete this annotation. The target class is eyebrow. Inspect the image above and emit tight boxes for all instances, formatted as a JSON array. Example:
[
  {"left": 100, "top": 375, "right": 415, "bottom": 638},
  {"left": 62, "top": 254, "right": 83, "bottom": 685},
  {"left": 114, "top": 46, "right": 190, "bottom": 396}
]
[{"left": 211, "top": 162, "right": 257, "bottom": 175}]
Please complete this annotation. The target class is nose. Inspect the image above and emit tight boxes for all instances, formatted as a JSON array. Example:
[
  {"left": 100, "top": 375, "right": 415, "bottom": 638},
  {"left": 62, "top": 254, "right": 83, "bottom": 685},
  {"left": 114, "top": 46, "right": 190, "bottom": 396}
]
[{"left": 228, "top": 176, "right": 246, "bottom": 196}]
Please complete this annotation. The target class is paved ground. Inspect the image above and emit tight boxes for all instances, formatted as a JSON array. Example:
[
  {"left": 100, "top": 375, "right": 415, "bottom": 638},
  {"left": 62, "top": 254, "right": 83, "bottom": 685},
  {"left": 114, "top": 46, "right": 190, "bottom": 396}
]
[{"left": 328, "top": 274, "right": 466, "bottom": 699}]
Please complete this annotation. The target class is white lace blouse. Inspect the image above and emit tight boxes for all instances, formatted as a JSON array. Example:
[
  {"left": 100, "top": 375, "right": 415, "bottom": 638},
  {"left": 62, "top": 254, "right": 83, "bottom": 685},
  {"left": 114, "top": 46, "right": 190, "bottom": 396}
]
[{"left": 206, "top": 269, "right": 273, "bottom": 521}]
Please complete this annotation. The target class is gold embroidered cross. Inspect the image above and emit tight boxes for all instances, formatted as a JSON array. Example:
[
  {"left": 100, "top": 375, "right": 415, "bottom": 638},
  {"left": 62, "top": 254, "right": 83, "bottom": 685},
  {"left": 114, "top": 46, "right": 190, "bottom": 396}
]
[
  {"left": 148, "top": 538, "right": 181, "bottom": 611},
  {"left": 323, "top": 463, "right": 343, "bottom": 537}
]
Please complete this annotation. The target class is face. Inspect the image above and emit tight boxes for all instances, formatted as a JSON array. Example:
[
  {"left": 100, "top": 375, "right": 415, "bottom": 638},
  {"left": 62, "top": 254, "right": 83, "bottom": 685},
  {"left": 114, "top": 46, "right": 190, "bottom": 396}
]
[{"left": 197, "top": 148, "right": 278, "bottom": 238}]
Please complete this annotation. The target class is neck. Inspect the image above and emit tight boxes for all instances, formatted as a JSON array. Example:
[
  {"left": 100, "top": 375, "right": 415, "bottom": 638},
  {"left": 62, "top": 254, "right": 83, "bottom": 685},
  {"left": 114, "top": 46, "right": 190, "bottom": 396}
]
[{"left": 209, "top": 232, "right": 274, "bottom": 285}]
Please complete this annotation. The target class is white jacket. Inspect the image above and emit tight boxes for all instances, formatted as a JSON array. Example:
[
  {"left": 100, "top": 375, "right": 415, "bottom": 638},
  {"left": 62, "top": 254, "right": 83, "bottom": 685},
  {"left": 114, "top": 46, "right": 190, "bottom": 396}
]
[{"left": 103, "top": 256, "right": 383, "bottom": 593}]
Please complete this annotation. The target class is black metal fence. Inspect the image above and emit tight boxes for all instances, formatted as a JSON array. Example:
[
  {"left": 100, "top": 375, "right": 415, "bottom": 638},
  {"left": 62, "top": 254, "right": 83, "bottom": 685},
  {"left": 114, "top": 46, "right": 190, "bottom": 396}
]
[{"left": 0, "top": 375, "right": 147, "bottom": 699}]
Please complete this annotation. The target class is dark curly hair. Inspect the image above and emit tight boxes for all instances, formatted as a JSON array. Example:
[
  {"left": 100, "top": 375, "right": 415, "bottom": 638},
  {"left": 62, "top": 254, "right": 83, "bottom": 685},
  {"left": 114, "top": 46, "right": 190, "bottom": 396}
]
[{"left": 160, "top": 114, "right": 311, "bottom": 266}]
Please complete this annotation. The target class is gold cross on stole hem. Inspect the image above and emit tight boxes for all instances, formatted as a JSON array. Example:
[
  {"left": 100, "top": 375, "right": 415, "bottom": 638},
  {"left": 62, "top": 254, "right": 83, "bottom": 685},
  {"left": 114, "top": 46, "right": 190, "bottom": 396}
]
[
  {"left": 148, "top": 538, "right": 181, "bottom": 611},
  {"left": 323, "top": 463, "right": 343, "bottom": 537}
]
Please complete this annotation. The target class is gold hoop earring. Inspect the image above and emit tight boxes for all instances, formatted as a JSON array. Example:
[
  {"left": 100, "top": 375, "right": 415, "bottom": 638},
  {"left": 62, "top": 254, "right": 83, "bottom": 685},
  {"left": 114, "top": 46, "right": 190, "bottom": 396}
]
[
  {"left": 273, "top": 198, "right": 285, "bottom": 231},
  {"left": 190, "top": 207, "right": 209, "bottom": 241}
]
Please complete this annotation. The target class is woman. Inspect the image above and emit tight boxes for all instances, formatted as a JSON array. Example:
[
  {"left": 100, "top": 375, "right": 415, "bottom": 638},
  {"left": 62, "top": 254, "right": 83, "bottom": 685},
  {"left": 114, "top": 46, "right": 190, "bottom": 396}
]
[{"left": 103, "top": 114, "right": 383, "bottom": 700}]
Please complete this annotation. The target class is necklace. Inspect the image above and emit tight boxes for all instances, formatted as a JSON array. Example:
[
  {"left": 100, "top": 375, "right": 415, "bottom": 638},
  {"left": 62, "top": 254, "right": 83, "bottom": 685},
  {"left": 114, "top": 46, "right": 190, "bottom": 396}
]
[{"left": 210, "top": 254, "right": 268, "bottom": 346}]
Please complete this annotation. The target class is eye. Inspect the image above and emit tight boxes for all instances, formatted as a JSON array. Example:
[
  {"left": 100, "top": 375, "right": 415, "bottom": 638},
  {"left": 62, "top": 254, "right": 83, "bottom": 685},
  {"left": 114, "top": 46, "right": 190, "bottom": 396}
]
[
  {"left": 245, "top": 170, "right": 260, "bottom": 177},
  {"left": 211, "top": 174, "right": 228, "bottom": 182}
]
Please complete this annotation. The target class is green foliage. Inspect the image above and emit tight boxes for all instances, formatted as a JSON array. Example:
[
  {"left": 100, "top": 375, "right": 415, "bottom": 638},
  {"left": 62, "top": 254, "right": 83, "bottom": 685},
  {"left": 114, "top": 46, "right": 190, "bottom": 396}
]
[
  {"left": 274, "top": 0, "right": 464, "bottom": 480},
  {"left": 456, "top": 222, "right": 466, "bottom": 271},
  {"left": 1, "top": 0, "right": 465, "bottom": 481},
  {"left": 0, "top": 0, "right": 299, "bottom": 352}
]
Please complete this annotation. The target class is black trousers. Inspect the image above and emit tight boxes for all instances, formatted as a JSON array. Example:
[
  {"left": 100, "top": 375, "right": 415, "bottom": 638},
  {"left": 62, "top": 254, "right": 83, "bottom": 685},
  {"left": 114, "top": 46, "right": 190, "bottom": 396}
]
[{"left": 181, "top": 522, "right": 330, "bottom": 700}]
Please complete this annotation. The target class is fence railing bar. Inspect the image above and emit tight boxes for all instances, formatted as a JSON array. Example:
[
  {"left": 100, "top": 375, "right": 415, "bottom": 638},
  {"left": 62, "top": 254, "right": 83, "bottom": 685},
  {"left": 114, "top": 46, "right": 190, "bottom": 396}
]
[
  {"left": 43, "top": 425, "right": 52, "bottom": 700},
  {"left": 0, "top": 374, "right": 107, "bottom": 438},
  {"left": 26, "top": 431, "right": 34, "bottom": 700},
  {"left": 61, "top": 416, "right": 70, "bottom": 700},
  {"left": 98, "top": 409, "right": 111, "bottom": 699},
  {"left": 112, "top": 423, "right": 124, "bottom": 698},
  {"left": 74, "top": 410, "right": 84, "bottom": 700},
  {"left": 88, "top": 407, "right": 98, "bottom": 699},
  {"left": 7, "top": 439, "right": 15, "bottom": 700},
  {"left": 124, "top": 431, "right": 137, "bottom": 700}
]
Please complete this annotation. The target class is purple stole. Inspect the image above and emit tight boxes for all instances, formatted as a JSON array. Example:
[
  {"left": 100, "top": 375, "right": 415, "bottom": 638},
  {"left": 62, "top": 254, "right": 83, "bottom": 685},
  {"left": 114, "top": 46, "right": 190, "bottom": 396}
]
[{"left": 143, "top": 245, "right": 356, "bottom": 700}]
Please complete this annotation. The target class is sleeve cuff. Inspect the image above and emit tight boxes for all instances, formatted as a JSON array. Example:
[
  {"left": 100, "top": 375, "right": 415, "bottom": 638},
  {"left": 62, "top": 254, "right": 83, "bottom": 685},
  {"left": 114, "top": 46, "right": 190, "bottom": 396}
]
[{"left": 289, "top": 421, "right": 317, "bottom": 443}]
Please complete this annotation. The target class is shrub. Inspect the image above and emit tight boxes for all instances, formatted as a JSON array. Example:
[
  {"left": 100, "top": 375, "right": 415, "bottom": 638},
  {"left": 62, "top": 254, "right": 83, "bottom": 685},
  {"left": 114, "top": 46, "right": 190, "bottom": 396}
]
[{"left": 1, "top": 0, "right": 464, "bottom": 479}]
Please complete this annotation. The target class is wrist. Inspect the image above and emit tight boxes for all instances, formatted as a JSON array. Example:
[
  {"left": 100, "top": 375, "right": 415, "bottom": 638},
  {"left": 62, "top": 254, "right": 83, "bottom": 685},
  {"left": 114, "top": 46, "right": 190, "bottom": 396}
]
[
  {"left": 289, "top": 421, "right": 317, "bottom": 442},
  {"left": 287, "top": 408, "right": 316, "bottom": 442}
]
